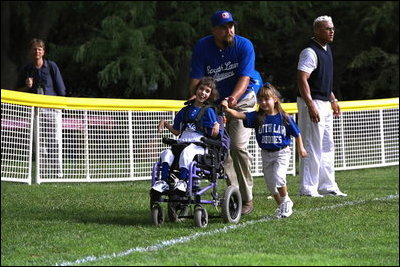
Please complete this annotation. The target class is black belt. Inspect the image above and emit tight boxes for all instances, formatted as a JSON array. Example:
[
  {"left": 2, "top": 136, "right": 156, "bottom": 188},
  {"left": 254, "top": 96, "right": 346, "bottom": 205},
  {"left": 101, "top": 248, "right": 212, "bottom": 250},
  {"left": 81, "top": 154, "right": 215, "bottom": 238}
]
[{"left": 264, "top": 146, "right": 288, "bottom": 152}]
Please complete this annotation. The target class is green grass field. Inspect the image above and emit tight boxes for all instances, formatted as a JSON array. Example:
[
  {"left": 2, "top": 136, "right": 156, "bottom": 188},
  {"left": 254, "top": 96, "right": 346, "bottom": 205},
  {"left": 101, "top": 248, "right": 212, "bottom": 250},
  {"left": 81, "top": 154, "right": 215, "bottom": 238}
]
[{"left": 1, "top": 165, "right": 398, "bottom": 266}]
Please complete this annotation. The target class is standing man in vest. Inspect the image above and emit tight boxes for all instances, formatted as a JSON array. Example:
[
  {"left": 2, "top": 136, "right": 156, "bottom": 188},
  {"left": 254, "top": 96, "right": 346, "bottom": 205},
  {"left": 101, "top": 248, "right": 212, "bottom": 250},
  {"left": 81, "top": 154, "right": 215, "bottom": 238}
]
[
  {"left": 190, "top": 10, "right": 259, "bottom": 214},
  {"left": 297, "top": 15, "right": 347, "bottom": 197}
]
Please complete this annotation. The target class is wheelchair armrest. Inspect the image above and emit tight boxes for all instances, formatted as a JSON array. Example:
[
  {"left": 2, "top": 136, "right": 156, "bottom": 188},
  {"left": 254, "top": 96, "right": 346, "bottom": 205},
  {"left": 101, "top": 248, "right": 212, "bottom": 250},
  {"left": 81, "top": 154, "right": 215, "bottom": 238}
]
[
  {"left": 162, "top": 137, "right": 177, "bottom": 145},
  {"left": 200, "top": 137, "right": 222, "bottom": 147}
]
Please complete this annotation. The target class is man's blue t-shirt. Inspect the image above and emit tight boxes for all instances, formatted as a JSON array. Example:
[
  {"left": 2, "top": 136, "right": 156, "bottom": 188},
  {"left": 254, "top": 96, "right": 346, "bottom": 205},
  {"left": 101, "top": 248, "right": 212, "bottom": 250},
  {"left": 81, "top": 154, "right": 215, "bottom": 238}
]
[
  {"left": 173, "top": 106, "right": 217, "bottom": 136},
  {"left": 243, "top": 112, "right": 300, "bottom": 150},
  {"left": 190, "top": 35, "right": 257, "bottom": 102},
  {"left": 250, "top": 70, "right": 263, "bottom": 95}
]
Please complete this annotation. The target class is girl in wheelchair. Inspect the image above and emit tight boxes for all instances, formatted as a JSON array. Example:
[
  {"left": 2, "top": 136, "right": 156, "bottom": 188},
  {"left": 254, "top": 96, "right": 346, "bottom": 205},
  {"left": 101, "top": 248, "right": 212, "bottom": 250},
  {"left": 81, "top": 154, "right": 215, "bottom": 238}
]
[{"left": 152, "top": 76, "right": 220, "bottom": 193}]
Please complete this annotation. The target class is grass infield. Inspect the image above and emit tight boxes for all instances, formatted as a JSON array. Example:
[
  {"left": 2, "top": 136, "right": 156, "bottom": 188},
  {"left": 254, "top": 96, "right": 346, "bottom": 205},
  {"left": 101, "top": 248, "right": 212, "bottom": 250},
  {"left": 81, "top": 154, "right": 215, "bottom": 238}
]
[{"left": 1, "top": 165, "right": 398, "bottom": 266}]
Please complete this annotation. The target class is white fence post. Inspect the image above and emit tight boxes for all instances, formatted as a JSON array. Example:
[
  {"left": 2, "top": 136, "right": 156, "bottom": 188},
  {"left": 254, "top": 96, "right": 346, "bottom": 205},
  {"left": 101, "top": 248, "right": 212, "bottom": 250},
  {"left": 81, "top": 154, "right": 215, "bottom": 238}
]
[{"left": 1, "top": 91, "right": 398, "bottom": 184}]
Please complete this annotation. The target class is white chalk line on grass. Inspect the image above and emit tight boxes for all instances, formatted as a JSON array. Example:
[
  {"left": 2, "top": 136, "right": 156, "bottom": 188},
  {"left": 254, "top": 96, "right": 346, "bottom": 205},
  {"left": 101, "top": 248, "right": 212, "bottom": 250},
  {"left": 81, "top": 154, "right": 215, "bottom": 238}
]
[{"left": 55, "top": 194, "right": 398, "bottom": 266}]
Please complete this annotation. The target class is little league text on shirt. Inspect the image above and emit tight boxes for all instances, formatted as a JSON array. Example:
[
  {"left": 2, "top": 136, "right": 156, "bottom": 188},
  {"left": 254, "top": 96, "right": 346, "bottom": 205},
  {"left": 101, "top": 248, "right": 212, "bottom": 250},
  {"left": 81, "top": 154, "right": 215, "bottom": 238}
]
[
  {"left": 261, "top": 135, "right": 283, "bottom": 144},
  {"left": 206, "top": 61, "right": 239, "bottom": 74},
  {"left": 258, "top": 124, "right": 286, "bottom": 135}
]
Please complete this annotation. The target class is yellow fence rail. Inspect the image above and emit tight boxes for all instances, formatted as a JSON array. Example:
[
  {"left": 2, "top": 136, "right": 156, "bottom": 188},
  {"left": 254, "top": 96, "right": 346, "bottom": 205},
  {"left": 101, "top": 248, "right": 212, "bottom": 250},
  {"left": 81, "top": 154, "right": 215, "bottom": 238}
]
[{"left": 1, "top": 89, "right": 398, "bottom": 184}]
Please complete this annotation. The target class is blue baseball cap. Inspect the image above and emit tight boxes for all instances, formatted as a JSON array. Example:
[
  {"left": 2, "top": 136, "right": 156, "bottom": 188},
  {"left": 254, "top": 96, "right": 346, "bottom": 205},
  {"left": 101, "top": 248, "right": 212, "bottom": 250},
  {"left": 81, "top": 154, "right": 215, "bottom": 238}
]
[{"left": 211, "top": 10, "right": 236, "bottom": 27}]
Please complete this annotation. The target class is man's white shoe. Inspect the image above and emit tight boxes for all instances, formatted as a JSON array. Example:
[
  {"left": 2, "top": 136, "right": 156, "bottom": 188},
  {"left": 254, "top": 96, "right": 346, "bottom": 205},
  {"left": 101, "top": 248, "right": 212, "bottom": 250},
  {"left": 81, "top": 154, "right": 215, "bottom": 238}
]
[
  {"left": 300, "top": 192, "right": 324, "bottom": 198},
  {"left": 152, "top": 180, "right": 169, "bottom": 193},
  {"left": 322, "top": 190, "right": 348, "bottom": 197},
  {"left": 280, "top": 199, "right": 294, "bottom": 218},
  {"left": 174, "top": 180, "right": 187, "bottom": 192}
]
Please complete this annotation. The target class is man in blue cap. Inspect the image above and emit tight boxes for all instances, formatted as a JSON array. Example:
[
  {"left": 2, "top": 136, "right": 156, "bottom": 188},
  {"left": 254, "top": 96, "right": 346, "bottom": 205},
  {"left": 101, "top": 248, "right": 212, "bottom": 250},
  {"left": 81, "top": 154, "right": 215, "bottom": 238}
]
[{"left": 189, "top": 10, "right": 260, "bottom": 215}]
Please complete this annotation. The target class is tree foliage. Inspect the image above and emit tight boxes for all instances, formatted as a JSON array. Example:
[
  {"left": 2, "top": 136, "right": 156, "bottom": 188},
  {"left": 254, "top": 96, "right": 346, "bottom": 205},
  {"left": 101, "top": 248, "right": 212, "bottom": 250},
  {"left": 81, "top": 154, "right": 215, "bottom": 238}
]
[{"left": 2, "top": 1, "right": 398, "bottom": 100}]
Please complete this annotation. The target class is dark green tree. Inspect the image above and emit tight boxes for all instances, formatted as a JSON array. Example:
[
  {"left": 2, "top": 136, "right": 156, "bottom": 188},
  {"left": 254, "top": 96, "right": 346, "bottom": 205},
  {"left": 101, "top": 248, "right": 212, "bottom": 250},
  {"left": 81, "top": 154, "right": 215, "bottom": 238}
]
[
  {"left": 337, "top": 1, "right": 399, "bottom": 99},
  {"left": 2, "top": 1, "right": 398, "bottom": 100}
]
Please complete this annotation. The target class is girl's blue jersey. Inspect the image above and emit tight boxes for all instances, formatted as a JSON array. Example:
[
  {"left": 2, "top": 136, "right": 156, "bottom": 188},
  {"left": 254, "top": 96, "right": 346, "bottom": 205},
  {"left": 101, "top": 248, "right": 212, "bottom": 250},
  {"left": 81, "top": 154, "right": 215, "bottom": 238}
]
[
  {"left": 173, "top": 106, "right": 217, "bottom": 136},
  {"left": 243, "top": 112, "right": 300, "bottom": 150}
]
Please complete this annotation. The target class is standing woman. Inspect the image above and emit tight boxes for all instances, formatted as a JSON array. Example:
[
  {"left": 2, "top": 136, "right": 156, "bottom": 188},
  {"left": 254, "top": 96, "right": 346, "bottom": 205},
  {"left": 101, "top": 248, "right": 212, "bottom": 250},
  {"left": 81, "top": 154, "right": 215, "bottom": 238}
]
[
  {"left": 17, "top": 38, "right": 66, "bottom": 96},
  {"left": 16, "top": 38, "right": 66, "bottom": 179}
]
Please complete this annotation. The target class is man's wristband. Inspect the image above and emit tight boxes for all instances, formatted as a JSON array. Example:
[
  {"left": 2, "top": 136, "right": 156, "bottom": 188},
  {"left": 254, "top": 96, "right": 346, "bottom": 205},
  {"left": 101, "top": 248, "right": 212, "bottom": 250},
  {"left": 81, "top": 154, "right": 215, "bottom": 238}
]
[{"left": 330, "top": 99, "right": 338, "bottom": 103}]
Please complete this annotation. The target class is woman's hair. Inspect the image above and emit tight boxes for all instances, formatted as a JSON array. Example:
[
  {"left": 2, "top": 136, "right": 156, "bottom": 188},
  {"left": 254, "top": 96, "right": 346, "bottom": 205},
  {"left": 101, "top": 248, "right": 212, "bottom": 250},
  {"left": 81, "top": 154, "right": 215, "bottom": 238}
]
[
  {"left": 191, "top": 76, "right": 219, "bottom": 102},
  {"left": 30, "top": 38, "right": 45, "bottom": 50},
  {"left": 256, "top": 83, "right": 290, "bottom": 128}
]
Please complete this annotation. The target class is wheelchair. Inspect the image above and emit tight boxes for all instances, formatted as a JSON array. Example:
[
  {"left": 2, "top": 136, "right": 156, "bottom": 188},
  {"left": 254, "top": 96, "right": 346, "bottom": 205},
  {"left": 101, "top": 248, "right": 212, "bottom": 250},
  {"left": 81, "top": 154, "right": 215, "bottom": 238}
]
[{"left": 149, "top": 136, "right": 242, "bottom": 228}]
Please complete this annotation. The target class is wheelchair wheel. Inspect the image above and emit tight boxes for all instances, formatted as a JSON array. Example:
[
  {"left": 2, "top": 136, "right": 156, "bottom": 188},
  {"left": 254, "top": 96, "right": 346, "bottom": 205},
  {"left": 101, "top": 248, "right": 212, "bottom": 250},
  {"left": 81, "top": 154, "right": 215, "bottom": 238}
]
[
  {"left": 221, "top": 185, "right": 242, "bottom": 224},
  {"left": 168, "top": 195, "right": 190, "bottom": 222},
  {"left": 151, "top": 203, "right": 165, "bottom": 226},
  {"left": 149, "top": 190, "right": 161, "bottom": 210},
  {"left": 194, "top": 205, "right": 208, "bottom": 228}
]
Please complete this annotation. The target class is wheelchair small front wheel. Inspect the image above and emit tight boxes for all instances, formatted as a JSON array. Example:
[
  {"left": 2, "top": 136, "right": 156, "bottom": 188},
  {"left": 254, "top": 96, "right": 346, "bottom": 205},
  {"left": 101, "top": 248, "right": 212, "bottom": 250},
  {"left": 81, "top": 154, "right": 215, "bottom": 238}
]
[
  {"left": 194, "top": 205, "right": 208, "bottom": 228},
  {"left": 168, "top": 195, "right": 190, "bottom": 222},
  {"left": 151, "top": 203, "right": 165, "bottom": 226},
  {"left": 149, "top": 190, "right": 161, "bottom": 211},
  {"left": 221, "top": 185, "right": 242, "bottom": 224}
]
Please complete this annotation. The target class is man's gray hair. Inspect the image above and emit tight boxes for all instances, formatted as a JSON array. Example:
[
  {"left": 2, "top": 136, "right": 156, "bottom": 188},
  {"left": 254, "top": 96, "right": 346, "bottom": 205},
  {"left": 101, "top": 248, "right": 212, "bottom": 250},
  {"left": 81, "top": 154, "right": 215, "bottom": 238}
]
[{"left": 313, "top": 15, "right": 333, "bottom": 28}]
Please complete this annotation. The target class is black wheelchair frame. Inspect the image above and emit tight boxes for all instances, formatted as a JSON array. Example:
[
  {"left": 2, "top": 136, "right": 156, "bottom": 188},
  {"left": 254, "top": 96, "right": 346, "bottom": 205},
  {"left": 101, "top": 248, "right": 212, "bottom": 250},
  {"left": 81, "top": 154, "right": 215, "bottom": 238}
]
[{"left": 149, "top": 137, "right": 242, "bottom": 228}]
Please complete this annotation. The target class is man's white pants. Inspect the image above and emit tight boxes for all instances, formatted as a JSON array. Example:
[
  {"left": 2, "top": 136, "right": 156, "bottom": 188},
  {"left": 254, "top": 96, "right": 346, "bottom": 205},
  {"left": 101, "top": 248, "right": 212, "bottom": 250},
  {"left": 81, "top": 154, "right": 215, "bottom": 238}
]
[{"left": 297, "top": 97, "right": 339, "bottom": 195}]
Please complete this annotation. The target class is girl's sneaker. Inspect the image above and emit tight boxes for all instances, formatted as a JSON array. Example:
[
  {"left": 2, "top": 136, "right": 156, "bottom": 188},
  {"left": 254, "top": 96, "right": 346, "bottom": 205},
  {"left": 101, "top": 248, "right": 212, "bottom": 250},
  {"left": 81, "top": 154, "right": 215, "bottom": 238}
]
[
  {"left": 152, "top": 180, "right": 169, "bottom": 193},
  {"left": 174, "top": 180, "right": 187, "bottom": 192},
  {"left": 280, "top": 199, "right": 293, "bottom": 218},
  {"left": 275, "top": 207, "right": 282, "bottom": 218}
]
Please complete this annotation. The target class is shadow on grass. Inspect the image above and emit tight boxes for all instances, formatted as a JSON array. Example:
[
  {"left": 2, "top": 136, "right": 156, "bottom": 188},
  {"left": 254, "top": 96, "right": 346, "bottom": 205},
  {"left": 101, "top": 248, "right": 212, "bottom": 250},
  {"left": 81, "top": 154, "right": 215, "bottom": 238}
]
[{"left": 5, "top": 204, "right": 154, "bottom": 227}]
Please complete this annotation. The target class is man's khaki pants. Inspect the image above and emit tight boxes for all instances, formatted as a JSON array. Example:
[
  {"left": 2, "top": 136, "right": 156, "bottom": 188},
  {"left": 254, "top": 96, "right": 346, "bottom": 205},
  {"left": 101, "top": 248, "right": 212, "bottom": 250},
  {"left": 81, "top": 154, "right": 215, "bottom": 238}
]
[{"left": 224, "top": 91, "right": 256, "bottom": 202}]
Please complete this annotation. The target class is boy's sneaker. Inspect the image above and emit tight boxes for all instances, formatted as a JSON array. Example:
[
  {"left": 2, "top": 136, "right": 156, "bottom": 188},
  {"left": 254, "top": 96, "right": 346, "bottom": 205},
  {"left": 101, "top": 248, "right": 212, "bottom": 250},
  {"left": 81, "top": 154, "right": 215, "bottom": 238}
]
[
  {"left": 174, "top": 180, "right": 187, "bottom": 192},
  {"left": 280, "top": 199, "right": 294, "bottom": 218},
  {"left": 152, "top": 180, "right": 169, "bottom": 193}
]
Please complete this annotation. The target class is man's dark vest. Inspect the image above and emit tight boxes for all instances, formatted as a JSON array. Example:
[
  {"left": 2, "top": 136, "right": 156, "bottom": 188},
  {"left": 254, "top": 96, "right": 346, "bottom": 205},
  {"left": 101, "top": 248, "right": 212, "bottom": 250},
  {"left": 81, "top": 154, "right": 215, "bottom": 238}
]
[{"left": 307, "top": 40, "right": 334, "bottom": 101}]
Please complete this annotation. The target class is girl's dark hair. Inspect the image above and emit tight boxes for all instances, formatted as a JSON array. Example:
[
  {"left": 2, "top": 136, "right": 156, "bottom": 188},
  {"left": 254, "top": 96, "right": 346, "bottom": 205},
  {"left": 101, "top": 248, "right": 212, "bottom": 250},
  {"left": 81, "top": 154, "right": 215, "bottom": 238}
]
[
  {"left": 256, "top": 83, "right": 290, "bottom": 129},
  {"left": 191, "top": 76, "right": 219, "bottom": 102}
]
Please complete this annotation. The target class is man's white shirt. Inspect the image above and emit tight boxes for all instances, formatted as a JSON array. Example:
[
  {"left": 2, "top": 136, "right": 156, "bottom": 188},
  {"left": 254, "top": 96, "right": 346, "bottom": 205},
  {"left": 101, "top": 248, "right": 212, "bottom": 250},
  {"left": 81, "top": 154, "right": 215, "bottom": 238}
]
[{"left": 297, "top": 42, "right": 328, "bottom": 74}]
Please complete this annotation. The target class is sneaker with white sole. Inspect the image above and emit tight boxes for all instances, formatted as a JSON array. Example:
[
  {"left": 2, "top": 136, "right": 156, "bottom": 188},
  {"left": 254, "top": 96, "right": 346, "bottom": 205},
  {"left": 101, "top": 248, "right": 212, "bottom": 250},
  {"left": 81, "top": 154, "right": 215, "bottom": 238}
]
[
  {"left": 169, "top": 173, "right": 179, "bottom": 183},
  {"left": 174, "top": 180, "right": 187, "bottom": 192},
  {"left": 322, "top": 190, "right": 347, "bottom": 197},
  {"left": 280, "top": 199, "right": 294, "bottom": 218},
  {"left": 300, "top": 192, "right": 324, "bottom": 198},
  {"left": 152, "top": 180, "right": 169, "bottom": 193},
  {"left": 275, "top": 207, "right": 282, "bottom": 219}
]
